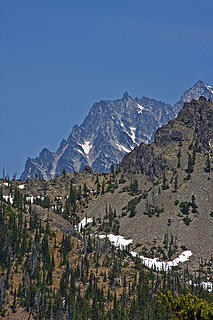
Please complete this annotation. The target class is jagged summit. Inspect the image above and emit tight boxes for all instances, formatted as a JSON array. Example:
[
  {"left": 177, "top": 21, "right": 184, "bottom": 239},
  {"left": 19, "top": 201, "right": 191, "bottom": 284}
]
[
  {"left": 122, "top": 91, "right": 131, "bottom": 99},
  {"left": 21, "top": 81, "right": 213, "bottom": 180},
  {"left": 174, "top": 80, "right": 213, "bottom": 115},
  {"left": 21, "top": 94, "right": 173, "bottom": 180},
  {"left": 194, "top": 80, "right": 213, "bottom": 91},
  {"left": 195, "top": 80, "right": 206, "bottom": 85}
]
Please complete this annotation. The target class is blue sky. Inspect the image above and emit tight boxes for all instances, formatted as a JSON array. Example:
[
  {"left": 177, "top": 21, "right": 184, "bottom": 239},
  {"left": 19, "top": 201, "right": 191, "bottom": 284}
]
[{"left": 1, "top": 0, "right": 213, "bottom": 177}]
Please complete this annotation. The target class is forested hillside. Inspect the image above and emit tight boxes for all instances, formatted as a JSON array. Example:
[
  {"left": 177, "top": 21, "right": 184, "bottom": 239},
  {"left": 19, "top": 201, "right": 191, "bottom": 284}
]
[
  {"left": 0, "top": 183, "right": 213, "bottom": 319},
  {"left": 1, "top": 97, "right": 213, "bottom": 319}
]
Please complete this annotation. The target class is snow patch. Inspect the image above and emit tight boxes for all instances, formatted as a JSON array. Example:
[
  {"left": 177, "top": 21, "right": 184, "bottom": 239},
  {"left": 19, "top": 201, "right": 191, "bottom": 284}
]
[
  {"left": 76, "top": 217, "right": 93, "bottom": 232},
  {"left": 77, "top": 148, "right": 84, "bottom": 156},
  {"left": 136, "top": 103, "right": 145, "bottom": 114},
  {"left": 116, "top": 142, "right": 131, "bottom": 153},
  {"left": 99, "top": 234, "right": 132, "bottom": 249},
  {"left": 19, "top": 184, "right": 25, "bottom": 190},
  {"left": 3, "top": 182, "right": 9, "bottom": 187},
  {"left": 98, "top": 233, "right": 192, "bottom": 271},
  {"left": 3, "top": 195, "right": 13, "bottom": 204},
  {"left": 129, "top": 127, "right": 136, "bottom": 144},
  {"left": 130, "top": 250, "right": 192, "bottom": 271},
  {"left": 201, "top": 282, "right": 212, "bottom": 292},
  {"left": 188, "top": 280, "right": 212, "bottom": 292},
  {"left": 37, "top": 195, "right": 44, "bottom": 200},
  {"left": 26, "top": 196, "right": 34, "bottom": 204},
  {"left": 204, "top": 83, "right": 213, "bottom": 94},
  {"left": 79, "top": 141, "right": 92, "bottom": 155}
]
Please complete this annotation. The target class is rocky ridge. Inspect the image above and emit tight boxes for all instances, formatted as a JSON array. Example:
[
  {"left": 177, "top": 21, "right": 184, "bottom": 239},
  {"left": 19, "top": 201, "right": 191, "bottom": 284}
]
[
  {"left": 119, "top": 97, "right": 213, "bottom": 177},
  {"left": 21, "top": 94, "right": 173, "bottom": 179},
  {"left": 21, "top": 80, "right": 213, "bottom": 180}
]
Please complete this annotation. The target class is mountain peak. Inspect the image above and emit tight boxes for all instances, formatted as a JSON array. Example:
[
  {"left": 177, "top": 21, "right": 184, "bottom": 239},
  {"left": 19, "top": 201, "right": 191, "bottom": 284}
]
[
  {"left": 190, "top": 80, "right": 213, "bottom": 92},
  {"left": 21, "top": 94, "right": 174, "bottom": 180},
  {"left": 195, "top": 80, "right": 206, "bottom": 86},
  {"left": 194, "top": 80, "right": 213, "bottom": 92},
  {"left": 174, "top": 80, "right": 213, "bottom": 115},
  {"left": 122, "top": 92, "right": 131, "bottom": 99}
]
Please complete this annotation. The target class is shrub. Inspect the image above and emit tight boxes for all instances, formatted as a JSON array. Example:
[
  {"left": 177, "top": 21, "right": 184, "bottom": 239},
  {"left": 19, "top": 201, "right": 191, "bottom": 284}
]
[{"left": 183, "top": 216, "right": 191, "bottom": 226}]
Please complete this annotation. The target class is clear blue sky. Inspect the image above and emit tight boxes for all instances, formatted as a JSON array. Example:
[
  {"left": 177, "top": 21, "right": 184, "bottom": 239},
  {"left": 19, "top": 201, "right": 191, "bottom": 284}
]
[{"left": 1, "top": 0, "right": 213, "bottom": 177}]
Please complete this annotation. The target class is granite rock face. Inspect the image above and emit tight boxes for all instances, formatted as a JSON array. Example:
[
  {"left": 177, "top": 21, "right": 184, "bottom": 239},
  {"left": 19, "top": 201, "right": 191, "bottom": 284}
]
[
  {"left": 21, "top": 81, "right": 213, "bottom": 180},
  {"left": 21, "top": 94, "right": 173, "bottom": 180}
]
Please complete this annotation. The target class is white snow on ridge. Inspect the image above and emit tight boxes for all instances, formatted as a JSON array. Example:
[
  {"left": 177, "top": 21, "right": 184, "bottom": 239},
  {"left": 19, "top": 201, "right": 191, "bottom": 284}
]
[
  {"left": 206, "top": 85, "right": 213, "bottom": 94},
  {"left": 3, "top": 195, "right": 13, "bottom": 204},
  {"left": 26, "top": 196, "right": 34, "bottom": 203},
  {"left": 77, "top": 148, "right": 84, "bottom": 156},
  {"left": 200, "top": 282, "right": 212, "bottom": 292},
  {"left": 19, "top": 184, "right": 25, "bottom": 190},
  {"left": 129, "top": 127, "right": 136, "bottom": 144},
  {"left": 203, "top": 82, "right": 213, "bottom": 94},
  {"left": 79, "top": 141, "right": 92, "bottom": 155},
  {"left": 116, "top": 142, "right": 131, "bottom": 153},
  {"left": 136, "top": 103, "right": 145, "bottom": 114},
  {"left": 99, "top": 234, "right": 133, "bottom": 249},
  {"left": 98, "top": 233, "right": 192, "bottom": 271},
  {"left": 75, "top": 218, "right": 192, "bottom": 271},
  {"left": 130, "top": 250, "right": 193, "bottom": 271},
  {"left": 76, "top": 217, "right": 93, "bottom": 232}
]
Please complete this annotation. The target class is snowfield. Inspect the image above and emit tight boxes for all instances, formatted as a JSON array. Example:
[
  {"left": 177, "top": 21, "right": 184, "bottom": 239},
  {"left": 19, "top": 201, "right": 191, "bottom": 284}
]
[
  {"left": 99, "top": 234, "right": 133, "bottom": 249},
  {"left": 130, "top": 250, "right": 192, "bottom": 271}
]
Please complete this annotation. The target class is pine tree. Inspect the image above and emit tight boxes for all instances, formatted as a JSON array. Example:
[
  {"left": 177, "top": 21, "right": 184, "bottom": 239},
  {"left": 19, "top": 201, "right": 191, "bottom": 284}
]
[
  {"left": 205, "top": 154, "right": 211, "bottom": 173},
  {"left": 11, "top": 288, "right": 16, "bottom": 313},
  {"left": 101, "top": 181, "right": 105, "bottom": 195}
]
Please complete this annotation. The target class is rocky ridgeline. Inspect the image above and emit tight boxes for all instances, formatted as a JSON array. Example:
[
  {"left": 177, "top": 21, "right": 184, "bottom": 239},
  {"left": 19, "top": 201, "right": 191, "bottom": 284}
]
[
  {"left": 119, "top": 97, "right": 213, "bottom": 178},
  {"left": 21, "top": 80, "right": 213, "bottom": 180}
]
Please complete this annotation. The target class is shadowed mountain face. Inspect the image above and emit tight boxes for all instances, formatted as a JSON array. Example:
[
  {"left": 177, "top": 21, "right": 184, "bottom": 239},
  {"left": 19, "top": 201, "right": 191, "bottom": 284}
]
[{"left": 21, "top": 81, "right": 213, "bottom": 180}]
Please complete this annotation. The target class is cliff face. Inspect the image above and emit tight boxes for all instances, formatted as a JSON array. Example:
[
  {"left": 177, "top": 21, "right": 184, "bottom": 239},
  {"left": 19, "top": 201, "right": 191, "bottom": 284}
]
[
  {"left": 21, "top": 94, "right": 174, "bottom": 180},
  {"left": 119, "top": 97, "right": 213, "bottom": 178}
]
